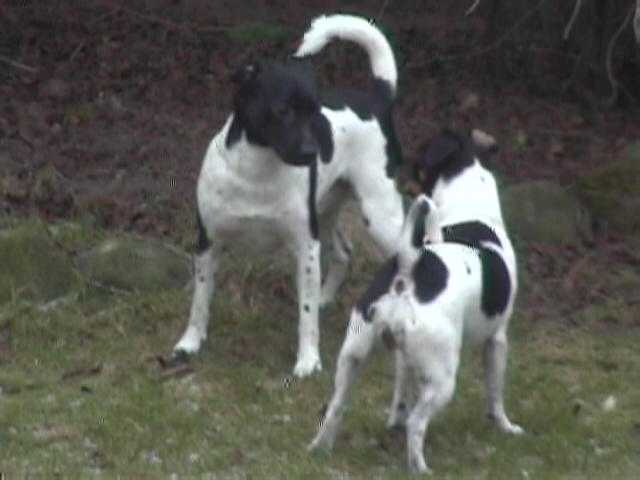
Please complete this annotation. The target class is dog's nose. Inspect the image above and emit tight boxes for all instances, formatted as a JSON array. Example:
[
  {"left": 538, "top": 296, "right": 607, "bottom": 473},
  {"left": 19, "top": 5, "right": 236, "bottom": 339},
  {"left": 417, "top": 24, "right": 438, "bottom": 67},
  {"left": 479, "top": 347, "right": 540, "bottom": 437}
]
[
  {"left": 299, "top": 135, "right": 319, "bottom": 162},
  {"left": 301, "top": 142, "right": 318, "bottom": 158}
]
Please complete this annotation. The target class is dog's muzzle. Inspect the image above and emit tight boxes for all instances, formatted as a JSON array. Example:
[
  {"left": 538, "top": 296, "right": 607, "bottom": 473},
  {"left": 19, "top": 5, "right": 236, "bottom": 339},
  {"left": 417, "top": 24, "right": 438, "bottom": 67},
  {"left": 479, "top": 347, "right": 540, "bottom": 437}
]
[{"left": 283, "top": 136, "right": 319, "bottom": 166}]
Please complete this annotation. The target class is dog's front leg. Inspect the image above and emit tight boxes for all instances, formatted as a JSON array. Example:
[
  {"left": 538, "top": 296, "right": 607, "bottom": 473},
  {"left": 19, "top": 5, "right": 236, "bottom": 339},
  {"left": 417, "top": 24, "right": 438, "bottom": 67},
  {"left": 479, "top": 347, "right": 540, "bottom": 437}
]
[
  {"left": 173, "top": 247, "right": 217, "bottom": 358},
  {"left": 292, "top": 239, "right": 322, "bottom": 377}
]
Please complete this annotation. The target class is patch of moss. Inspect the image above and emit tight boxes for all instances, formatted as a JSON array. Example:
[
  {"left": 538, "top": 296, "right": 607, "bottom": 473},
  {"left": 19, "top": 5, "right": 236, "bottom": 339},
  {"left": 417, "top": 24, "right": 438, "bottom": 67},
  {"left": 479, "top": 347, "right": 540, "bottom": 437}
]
[
  {"left": 576, "top": 145, "right": 640, "bottom": 234},
  {"left": 63, "top": 103, "right": 96, "bottom": 125},
  {"left": 501, "top": 180, "right": 592, "bottom": 246},
  {"left": 0, "top": 220, "right": 81, "bottom": 305}
]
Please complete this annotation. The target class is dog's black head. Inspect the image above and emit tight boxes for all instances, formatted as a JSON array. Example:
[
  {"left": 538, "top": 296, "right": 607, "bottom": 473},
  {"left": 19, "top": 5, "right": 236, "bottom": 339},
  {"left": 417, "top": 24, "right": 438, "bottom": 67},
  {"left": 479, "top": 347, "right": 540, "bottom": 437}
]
[
  {"left": 415, "top": 129, "right": 499, "bottom": 195},
  {"left": 229, "top": 60, "right": 323, "bottom": 166}
]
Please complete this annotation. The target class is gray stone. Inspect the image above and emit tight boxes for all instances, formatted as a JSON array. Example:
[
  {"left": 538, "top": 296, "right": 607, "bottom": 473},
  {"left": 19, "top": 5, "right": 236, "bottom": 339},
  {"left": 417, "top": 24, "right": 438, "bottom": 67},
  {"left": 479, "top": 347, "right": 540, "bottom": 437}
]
[
  {"left": 501, "top": 180, "right": 592, "bottom": 245},
  {"left": 0, "top": 221, "right": 80, "bottom": 305},
  {"left": 77, "top": 237, "right": 191, "bottom": 292}
]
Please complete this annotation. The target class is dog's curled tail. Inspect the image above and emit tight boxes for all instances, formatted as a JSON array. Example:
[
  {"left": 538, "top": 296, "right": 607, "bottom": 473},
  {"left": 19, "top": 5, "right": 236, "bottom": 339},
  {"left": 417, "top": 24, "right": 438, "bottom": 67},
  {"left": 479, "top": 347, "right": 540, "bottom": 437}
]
[
  {"left": 294, "top": 14, "right": 398, "bottom": 95},
  {"left": 397, "top": 194, "right": 441, "bottom": 268}
]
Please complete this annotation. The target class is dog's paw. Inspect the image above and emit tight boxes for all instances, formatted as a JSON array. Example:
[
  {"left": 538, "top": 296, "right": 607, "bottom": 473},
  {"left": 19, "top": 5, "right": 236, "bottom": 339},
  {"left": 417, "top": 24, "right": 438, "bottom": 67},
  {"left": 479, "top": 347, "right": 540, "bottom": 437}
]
[
  {"left": 165, "top": 349, "right": 191, "bottom": 368},
  {"left": 490, "top": 414, "right": 525, "bottom": 435},
  {"left": 293, "top": 353, "right": 322, "bottom": 378},
  {"left": 318, "top": 295, "right": 333, "bottom": 310},
  {"left": 408, "top": 455, "right": 432, "bottom": 475},
  {"left": 173, "top": 326, "right": 205, "bottom": 355},
  {"left": 308, "top": 435, "right": 333, "bottom": 454},
  {"left": 386, "top": 403, "right": 408, "bottom": 430},
  {"left": 386, "top": 419, "right": 407, "bottom": 432},
  {"left": 503, "top": 423, "right": 525, "bottom": 435}
]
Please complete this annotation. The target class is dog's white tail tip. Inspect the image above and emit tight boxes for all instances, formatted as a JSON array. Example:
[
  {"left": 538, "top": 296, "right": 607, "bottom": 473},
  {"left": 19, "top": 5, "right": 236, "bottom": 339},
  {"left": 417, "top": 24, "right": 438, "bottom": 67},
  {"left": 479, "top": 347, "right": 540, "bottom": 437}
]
[{"left": 294, "top": 14, "right": 397, "bottom": 92}]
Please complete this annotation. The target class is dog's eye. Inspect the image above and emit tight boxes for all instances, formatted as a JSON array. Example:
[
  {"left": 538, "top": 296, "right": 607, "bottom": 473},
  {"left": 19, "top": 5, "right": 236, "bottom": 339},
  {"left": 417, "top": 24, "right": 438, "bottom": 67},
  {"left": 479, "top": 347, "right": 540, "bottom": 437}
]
[{"left": 272, "top": 104, "right": 294, "bottom": 121}]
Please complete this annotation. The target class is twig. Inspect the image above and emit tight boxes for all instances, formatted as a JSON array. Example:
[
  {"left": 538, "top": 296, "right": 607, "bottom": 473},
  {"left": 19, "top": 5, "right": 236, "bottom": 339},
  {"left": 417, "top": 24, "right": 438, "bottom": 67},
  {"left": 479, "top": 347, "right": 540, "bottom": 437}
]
[
  {"left": 69, "top": 41, "right": 85, "bottom": 62},
  {"left": 603, "top": 6, "right": 634, "bottom": 109},
  {"left": 442, "top": 0, "right": 548, "bottom": 59},
  {"left": 466, "top": 0, "right": 482, "bottom": 16},
  {"left": 0, "top": 54, "right": 38, "bottom": 73},
  {"left": 88, "top": 6, "right": 121, "bottom": 26},
  {"left": 563, "top": 0, "right": 583, "bottom": 40},
  {"left": 635, "top": 0, "right": 640, "bottom": 44},
  {"left": 376, "top": 0, "right": 391, "bottom": 22}
]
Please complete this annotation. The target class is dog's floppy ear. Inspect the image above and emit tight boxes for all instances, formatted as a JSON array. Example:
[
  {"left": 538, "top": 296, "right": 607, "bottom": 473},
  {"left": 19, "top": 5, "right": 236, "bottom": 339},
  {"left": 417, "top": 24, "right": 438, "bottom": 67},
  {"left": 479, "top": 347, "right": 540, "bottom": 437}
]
[
  {"left": 420, "top": 131, "right": 463, "bottom": 171},
  {"left": 231, "top": 62, "right": 261, "bottom": 86},
  {"left": 471, "top": 129, "right": 499, "bottom": 156}
]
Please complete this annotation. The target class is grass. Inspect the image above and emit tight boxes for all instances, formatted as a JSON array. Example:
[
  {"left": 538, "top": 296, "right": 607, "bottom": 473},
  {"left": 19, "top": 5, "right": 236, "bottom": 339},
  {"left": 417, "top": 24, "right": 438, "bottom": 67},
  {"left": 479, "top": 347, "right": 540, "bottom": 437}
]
[{"left": 1, "top": 240, "right": 640, "bottom": 478}]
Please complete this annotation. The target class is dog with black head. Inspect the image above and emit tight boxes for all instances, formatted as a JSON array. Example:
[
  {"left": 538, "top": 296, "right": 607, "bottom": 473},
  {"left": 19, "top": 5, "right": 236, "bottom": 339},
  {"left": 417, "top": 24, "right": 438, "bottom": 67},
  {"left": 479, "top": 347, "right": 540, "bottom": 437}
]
[
  {"left": 309, "top": 130, "right": 523, "bottom": 474},
  {"left": 172, "top": 15, "right": 405, "bottom": 378}
]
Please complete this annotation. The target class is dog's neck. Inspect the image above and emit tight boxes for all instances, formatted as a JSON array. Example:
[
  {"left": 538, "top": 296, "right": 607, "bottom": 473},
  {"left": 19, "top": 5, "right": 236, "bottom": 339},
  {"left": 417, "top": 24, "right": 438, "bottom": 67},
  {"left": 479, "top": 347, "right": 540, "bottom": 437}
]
[
  {"left": 433, "top": 161, "right": 505, "bottom": 228},
  {"left": 218, "top": 115, "right": 293, "bottom": 181}
]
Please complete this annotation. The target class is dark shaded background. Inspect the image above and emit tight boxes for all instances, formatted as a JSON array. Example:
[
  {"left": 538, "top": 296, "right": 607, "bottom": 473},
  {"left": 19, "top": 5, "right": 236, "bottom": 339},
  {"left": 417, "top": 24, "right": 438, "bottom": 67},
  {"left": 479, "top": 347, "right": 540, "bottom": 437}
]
[{"left": 1, "top": 0, "right": 638, "bottom": 239}]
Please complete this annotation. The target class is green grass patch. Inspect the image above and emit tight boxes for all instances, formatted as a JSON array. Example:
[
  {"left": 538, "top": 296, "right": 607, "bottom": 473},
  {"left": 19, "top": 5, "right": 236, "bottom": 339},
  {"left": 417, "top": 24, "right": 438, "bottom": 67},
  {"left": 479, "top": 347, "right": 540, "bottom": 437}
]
[{"left": 1, "top": 251, "right": 639, "bottom": 478}]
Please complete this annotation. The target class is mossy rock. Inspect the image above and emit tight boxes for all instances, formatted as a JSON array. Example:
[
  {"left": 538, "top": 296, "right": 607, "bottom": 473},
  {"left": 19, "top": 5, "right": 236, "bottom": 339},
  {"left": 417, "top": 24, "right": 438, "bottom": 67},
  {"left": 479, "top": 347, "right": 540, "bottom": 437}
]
[
  {"left": 77, "top": 237, "right": 191, "bottom": 293},
  {"left": 0, "top": 220, "right": 81, "bottom": 305},
  {"left": 575, "top": 143, "right": 640, "bottom": 235},
  {"left": 501, "top": 180, "right": 592, "bottom": 246}
]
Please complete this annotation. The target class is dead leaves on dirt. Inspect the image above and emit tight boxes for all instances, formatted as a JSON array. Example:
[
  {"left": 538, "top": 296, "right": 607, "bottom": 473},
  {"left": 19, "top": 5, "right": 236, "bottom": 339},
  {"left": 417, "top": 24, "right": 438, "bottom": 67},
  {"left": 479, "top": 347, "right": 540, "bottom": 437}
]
[{"left": 523, "top": 239, "right": 640, "bottom": 326}]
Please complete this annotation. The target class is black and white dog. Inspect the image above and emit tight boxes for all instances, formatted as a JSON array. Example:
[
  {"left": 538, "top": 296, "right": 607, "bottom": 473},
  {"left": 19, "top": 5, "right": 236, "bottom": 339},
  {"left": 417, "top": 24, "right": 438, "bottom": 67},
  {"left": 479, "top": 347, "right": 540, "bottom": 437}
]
[
  {"left": 172, "top": 15, "right": 405, "bottom": 377},
  {"left": 309, "top": 131, "right": 523, "bottom": 473}
]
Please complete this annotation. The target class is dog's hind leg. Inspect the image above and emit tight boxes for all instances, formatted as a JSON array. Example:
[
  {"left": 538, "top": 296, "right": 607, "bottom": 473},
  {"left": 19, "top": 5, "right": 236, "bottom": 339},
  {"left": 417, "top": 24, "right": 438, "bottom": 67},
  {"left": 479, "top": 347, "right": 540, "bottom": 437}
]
[
  {"left": 483, "top": 327, "right": 524, "bottom": 434},
  {"left": 386, "top": 349, "right": 409, "bottom": 429},
  {"left": 309, "top": 312, "right": 375, "bottom": 452},
  {"left": 173, "top": 247, "right": 217, "bottom": 358},
  {"left": 320, "top": 226, "right": 352, "bottom": 307},
  {"left": 406, "top": 369, "right": 456, "bottom": 474},
  {"left": 352, "top": 171, "right": 404, "bottom": 257}
]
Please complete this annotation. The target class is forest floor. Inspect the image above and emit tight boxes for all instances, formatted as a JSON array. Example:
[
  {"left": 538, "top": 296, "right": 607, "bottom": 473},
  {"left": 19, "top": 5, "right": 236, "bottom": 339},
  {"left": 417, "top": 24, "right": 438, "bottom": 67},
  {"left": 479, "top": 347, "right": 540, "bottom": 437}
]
[{"left": 1, "top": 1, "right": 639, "bottom": 478}]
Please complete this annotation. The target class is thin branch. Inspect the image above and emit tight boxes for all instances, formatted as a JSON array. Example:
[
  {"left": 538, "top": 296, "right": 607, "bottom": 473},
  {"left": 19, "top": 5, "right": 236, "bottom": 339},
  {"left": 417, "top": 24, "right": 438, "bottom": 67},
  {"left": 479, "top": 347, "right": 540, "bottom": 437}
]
[
  {"left": 635, "top": 0, "right": 640, "bottom": 44},
  {"left": 603, "top": 6, "right": 634, "bottom": 108},
  {"left": 0, "top": 55, "right": 38, "bottom": 73},
  {"left": 442, "top": 0, "right": 548, "bottom": 60},
  {"left": 466, "top": 0, "right": 482, "bottom": 16},
  {"left": 563, "top": 0, "right": 583, "bottom": 40},
  {"left": 376, "top": 0, "right": 391, "bottom": 22},
  {"left": 69, "top": 41, "right": 85, "bottom": 62},
  {"left": 119, "top": 5, "right": 189, "bottom": 31}
]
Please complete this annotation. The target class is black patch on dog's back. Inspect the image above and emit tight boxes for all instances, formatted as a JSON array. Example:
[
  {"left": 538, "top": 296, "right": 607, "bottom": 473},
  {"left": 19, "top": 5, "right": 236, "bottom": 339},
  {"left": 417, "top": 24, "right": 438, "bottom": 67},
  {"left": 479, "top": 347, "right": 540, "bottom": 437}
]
[
  {"left": 321, "top": 78, "right": 402, "bottom": 178},
  {"left": 357, "top": 255, "right": 399, "bottom": 322},
  {"left": 442, "top": 221, "right": 502, "bottom": 249},
  {"left": 478, "top": 248, "right": 511, "bottom": 317},
  {"left": 412, "top": 250, "right": 448, "bottom": 304},
  {"left": 418, "top": 130, "right": 474, "bottom": 195},
  {"left": 443, "top": 221, "right": 510, "bottom": 318}
]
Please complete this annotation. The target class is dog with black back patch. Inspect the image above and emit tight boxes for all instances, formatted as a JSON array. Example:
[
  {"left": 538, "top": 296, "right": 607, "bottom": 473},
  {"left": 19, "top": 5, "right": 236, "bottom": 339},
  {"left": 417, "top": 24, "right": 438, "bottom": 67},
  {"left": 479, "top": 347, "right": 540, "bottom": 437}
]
[
  {"left": 171, "top": 15, "right": 405, "bottom": 378},
  {"left": 309, "top": 130, "right": 523, "bottom": 474}
]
